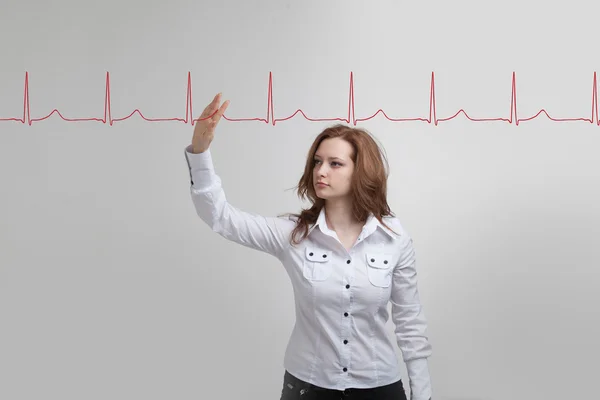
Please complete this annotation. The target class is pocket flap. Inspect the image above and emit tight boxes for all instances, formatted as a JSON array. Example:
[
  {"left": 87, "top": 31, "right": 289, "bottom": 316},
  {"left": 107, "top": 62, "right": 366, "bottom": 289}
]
[
  {"left": 305, "top": 247, "right": 332, "bottom": 262},
  {"left": 366, "top": 253, "right": 393, "bottom": 269}
]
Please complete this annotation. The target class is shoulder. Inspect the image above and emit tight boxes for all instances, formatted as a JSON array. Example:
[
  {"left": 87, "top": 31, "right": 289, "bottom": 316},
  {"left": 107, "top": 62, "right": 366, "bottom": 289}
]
[
  {"left": 273, "top": 213, "right": 302, "bottom": 233},
  {"left": 277, "top": 213, "right": 301, "bottom": 223},
  {"left": 382, "top": 214, "right": 410, "bottom": 238}
]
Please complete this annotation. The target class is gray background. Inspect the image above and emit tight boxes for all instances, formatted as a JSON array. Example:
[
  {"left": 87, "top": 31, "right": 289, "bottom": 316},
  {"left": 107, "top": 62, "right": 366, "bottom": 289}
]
[{"left": 1, "top": 0, "right": 599, "bottom": 399}]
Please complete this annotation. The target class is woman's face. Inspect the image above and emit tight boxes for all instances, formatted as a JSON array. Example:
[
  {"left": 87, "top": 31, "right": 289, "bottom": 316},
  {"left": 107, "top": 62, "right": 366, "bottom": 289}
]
[{"left": 312, "top": 137, "right": 355, "bottom": 200}]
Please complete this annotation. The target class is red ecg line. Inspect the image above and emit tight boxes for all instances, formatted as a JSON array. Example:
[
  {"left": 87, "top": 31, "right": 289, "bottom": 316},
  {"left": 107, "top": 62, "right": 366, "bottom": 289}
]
[{"left": 0, "top": 71, "right": 598, "bottom": 126}]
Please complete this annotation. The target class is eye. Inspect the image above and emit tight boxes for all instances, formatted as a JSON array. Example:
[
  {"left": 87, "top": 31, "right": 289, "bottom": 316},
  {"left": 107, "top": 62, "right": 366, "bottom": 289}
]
[{"left": 313, "top": 159, "right": 342, "bottom": 167}]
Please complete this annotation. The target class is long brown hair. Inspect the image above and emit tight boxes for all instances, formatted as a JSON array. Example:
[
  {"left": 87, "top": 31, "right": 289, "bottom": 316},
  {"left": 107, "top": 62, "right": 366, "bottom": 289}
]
[{"left": 282, "top": 124, "right": 397, "bottom": 246}]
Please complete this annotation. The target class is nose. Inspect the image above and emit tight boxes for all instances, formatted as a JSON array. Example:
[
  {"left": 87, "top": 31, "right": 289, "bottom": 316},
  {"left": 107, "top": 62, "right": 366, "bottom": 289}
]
[{"left": 316, "top": 163, "right": 329, "bottom": 177}]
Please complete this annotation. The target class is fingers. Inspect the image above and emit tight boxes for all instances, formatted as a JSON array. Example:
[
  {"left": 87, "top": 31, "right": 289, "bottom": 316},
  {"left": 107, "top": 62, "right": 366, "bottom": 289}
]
[
  {"left": 212, "top": 99, "right": 229, "bottom": 124},
  {"left": 199, "top": 92, "right": 222, "bottom": 119}
]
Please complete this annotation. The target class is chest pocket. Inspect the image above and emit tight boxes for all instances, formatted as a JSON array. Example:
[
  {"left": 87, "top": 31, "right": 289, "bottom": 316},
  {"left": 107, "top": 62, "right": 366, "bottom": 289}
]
[
  {"left": 366, "top": 253, "right": 394, "bottom": 288},
  {"left": 303, "top": 247, "right": 333, "bottom": 281}
]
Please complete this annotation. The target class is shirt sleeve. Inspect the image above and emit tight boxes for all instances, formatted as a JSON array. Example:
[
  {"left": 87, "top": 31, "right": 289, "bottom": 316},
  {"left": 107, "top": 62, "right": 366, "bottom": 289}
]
[
  {"left": 390, "top": 234, "right": 433, "bottom": 400},
  {"left": 184, "top": 145, "right": 292, "bottom": 259}
]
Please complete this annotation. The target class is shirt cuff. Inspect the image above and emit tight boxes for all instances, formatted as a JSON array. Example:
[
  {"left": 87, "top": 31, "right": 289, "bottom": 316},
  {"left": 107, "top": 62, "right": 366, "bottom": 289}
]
[
  {"left": 185, "top": 145, "right": 213, "bottom": 168},
  {"left": 184, "top": 145, "right": 215, "bottom": 187},
  {"left": 406, "top": 358, "right": 432, "bottom": 400}
]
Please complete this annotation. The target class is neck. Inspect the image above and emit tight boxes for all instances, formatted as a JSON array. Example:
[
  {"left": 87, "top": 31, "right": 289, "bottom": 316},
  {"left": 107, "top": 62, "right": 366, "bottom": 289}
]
[{"left": 323, "top": 198, "right": 361, "bottom": 232}]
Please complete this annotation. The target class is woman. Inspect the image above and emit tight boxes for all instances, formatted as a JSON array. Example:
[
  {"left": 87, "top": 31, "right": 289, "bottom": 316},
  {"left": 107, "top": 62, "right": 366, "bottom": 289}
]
[{"left": 184, "top": 93, "right": 433, "bottom": 400}]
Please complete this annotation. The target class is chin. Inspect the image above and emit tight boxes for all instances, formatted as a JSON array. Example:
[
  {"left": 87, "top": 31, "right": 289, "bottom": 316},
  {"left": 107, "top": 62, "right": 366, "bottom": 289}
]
[
  {"left": 315, "top": 191, "right": 335, "bottom": 200},
  {"left": 314, "top": 188, "right": 329, "bottom": 199}
]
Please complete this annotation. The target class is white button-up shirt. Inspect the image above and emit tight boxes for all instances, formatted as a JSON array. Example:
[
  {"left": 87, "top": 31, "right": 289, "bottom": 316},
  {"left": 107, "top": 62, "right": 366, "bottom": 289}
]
[{"left": 184, "top": 146, "right": 433, "bottom": 400}]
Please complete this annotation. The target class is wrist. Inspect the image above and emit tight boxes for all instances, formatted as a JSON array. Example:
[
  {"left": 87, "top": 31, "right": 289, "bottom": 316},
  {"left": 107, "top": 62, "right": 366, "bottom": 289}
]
[{"left": 191, "top": 146, "right": 207, "bottom": 154}]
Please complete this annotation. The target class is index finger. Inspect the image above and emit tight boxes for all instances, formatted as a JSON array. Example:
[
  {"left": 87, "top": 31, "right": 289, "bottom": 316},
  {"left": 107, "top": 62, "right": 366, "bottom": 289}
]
[
  {"left": 211, "top": 99, "right": 230, "bottom": 124},
  {"left": 199, "top": 93, "right": 222, "bottom": 119}
]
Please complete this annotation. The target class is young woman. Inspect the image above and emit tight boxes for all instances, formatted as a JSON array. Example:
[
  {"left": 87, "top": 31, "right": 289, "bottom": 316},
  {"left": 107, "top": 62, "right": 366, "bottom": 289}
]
[{"left": 184, "top": 93, "right": 433, "bottom": 400}]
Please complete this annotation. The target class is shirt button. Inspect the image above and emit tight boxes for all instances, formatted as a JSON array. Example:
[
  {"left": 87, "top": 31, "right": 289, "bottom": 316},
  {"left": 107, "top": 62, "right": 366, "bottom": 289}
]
[
  {"left": 345, "top": 284, "right": 350, "bottom": 289},
  {"left": 346, "top": 260, "right": 351, "bottom": 264},
  {"left": 344, "top": 340, "right": 348, "bottom": 344},
  {"left": 343, "top": 367, "right": 348, "bottom": 372},
  {"left": 344, "top": 312, "right": 348, "bottom": 317}
]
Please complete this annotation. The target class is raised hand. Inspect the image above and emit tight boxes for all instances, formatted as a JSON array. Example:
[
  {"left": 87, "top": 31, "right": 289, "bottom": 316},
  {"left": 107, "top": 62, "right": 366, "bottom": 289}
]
[{"left": 191, "top": 92, "right": 230, "bottom": 154}]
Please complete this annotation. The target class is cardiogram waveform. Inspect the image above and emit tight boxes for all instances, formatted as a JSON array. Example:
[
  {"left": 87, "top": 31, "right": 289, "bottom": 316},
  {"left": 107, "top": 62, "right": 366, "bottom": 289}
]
[{"left": 0, "top": 71, "right": 598, "bottom": 126}]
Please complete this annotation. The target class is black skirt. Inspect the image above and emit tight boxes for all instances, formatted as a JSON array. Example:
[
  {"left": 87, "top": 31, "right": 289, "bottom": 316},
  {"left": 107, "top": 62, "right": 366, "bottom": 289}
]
[{"left": 279, "top": 370, "right": 407, "bottom": 400}]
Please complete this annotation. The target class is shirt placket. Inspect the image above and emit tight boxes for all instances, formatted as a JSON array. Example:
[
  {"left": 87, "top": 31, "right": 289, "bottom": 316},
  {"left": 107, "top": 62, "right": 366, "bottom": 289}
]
[{"left": 338, "top": 228, "right": 369, "bottom": 386}]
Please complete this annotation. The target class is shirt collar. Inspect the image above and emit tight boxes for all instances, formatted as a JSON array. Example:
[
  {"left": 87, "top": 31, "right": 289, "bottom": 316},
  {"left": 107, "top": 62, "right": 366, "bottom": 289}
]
[{"left": 308, "top": 207, "right": 399, "bottom": 239}]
